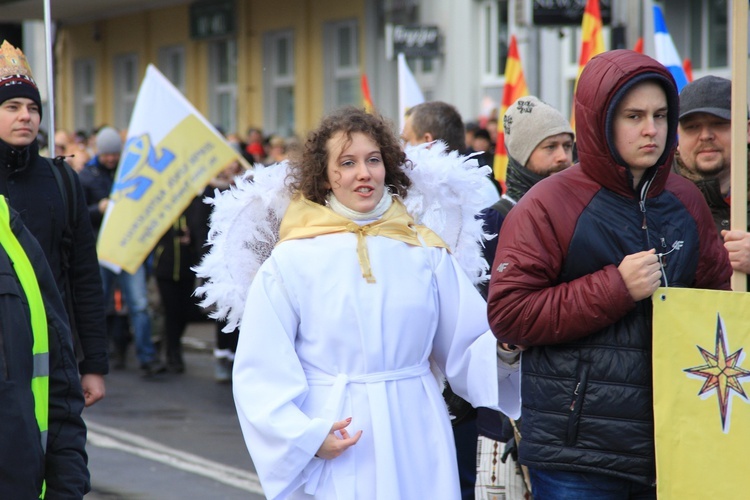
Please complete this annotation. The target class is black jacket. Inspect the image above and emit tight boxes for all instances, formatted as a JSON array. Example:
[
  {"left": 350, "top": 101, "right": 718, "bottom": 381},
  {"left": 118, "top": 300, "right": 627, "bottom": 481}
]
[
  {"left": 78, "top": 156, "right": 117, "bottom": 235},
  {"left": 0, "top": 139, "right": 108, "bottom": 376},
  {"left": 153, "top": 192, "right": 211, "bottom": 282},
  {"left": 673, "top": 152, "right": 750, "bottom": 236},
  {"left": 0, "top": 201, "right": 89, "bottom": 497}
]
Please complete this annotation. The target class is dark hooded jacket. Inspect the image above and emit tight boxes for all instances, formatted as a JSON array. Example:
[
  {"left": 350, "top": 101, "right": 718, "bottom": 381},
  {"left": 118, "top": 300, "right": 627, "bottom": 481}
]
[
  {"left": 486, "top": 50, "right": 732, "bottom": 485},
  {"left": 0, "top": 139, "right": 108, "bottom": 376},
  {"left": 673, "top": 151, "right": 750, "bottom": 236},
  {"left": 0, "top": 200, "right": 89, "bottom": 497}
]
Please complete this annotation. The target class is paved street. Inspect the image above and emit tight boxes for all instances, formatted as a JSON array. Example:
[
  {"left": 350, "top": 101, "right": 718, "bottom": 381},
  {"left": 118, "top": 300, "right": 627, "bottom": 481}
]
[{"left": 83, "top": 321, "right": 265, "bottom": 499}]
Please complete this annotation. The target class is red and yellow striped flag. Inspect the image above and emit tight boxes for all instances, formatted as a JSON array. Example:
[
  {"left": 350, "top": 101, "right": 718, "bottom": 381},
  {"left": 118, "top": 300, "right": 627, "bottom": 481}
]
[
  {"left": 571, "top": 0, "right": 605, "bottom": 130},
  {"left": 493, "top": 35, "right": 529, "bottom": 191},
  {"left": 361, "top": 74, "right": 374, "bottom": 114}
]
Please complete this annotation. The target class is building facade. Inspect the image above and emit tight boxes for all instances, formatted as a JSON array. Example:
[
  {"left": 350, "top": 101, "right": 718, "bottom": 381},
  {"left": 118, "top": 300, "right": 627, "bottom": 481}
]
[{"left": 2, "top": 0, "right": 743, "bottom": 140}]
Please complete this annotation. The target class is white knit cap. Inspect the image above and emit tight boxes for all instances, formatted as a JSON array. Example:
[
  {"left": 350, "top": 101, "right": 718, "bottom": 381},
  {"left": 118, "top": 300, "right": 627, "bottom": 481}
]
[
  {"left": 503, "top": 96, "right": 574, "bottom": 167},
  {"left": 95, "top": 126, "right": 122, "bottom": 155}
]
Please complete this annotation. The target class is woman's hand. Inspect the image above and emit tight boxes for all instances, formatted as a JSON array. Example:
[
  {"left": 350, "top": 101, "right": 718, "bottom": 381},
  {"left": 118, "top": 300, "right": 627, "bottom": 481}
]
[{"left": 315, "top": 417, "right": 363, "bottom": 460}]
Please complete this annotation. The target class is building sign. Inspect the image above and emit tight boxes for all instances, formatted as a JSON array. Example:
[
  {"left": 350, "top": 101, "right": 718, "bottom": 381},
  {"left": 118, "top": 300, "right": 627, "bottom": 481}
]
[
  {"left": 533, "top": 0, "right": 612, "bottom": 26},
  {"left": 391, "top": 25, "right": 441, "bottom": 58},
  {"left": 190, "top": 0, "right": 235, "bottom": 39}
]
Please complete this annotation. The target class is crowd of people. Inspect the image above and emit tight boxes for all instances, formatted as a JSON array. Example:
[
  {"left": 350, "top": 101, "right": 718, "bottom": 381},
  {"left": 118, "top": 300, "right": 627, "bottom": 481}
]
[{"left": 1, "top": 36, "right": 749, "bottom": 499}]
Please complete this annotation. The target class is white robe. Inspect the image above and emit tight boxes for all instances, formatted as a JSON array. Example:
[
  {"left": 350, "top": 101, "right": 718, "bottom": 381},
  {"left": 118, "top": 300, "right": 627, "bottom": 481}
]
[{"left": 232, "top": 232, "right": 520, "bottom": 500}]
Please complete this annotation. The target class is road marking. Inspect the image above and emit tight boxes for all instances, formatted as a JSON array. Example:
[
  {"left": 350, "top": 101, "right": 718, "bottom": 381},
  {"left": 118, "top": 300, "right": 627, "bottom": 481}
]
[{"left": 86, "top": 420, "right": 264, "bottom": 494}]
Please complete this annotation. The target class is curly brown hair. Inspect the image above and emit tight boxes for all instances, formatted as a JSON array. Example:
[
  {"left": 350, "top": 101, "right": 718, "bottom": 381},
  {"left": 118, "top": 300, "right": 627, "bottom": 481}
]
[{"left": 287, "top": 107, "right": 412, "bottom": 204}]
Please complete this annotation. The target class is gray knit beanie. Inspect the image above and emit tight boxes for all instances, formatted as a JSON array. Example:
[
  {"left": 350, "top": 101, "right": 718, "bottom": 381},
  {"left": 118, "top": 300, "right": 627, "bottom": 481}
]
[
  {"left": 503, "top": 96, "right": 574, "bottom": 167},
  {"left": 95, "top": 126, "right": 122, "bottom": 155}
]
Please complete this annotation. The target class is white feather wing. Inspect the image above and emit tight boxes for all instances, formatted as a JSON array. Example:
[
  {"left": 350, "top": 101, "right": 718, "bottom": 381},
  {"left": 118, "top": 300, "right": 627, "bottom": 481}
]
[{"left": 193, "top": 164, "right": 291, "bottom": 332}]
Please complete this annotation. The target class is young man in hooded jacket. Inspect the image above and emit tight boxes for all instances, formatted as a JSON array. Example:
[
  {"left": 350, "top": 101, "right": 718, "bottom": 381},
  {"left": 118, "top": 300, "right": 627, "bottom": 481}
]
[{"left": 487, "top": 50, "right": 731, "bottom": 497}]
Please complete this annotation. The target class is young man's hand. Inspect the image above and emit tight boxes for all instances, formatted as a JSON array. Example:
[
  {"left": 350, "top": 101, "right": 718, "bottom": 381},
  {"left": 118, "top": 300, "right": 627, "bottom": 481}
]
[{"left": 618, "top": 249, "right": 661, "bottom": 301}]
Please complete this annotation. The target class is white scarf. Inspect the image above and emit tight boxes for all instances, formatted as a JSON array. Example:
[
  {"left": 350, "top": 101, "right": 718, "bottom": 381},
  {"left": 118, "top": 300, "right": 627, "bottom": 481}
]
[{"left": 326, "top": 189, "right": 393, "bottom": 221}]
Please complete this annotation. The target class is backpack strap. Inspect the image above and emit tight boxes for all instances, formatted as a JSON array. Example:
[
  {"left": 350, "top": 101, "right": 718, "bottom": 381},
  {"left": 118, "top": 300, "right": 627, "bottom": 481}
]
[
  {"left": 47, "top": 156, "right": 84, "bottom": 362},
  {"left": 489, "top": 194, "right": 517, "bottom": 218},
  {"left": 47, "top": 156, "right": 77, "bottom": 249}
]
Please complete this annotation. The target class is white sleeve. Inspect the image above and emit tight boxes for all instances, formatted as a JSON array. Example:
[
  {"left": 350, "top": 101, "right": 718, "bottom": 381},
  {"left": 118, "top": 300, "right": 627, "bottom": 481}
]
[
  {"left": 429, "top": 249, "right": 521, "bottom": 419},
  {"left": 232, "top": 257, "right": 332, "bottom": 499}
]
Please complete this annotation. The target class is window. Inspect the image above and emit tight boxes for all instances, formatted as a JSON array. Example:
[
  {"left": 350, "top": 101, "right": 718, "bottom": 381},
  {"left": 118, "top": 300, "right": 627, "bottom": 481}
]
[
  {"left": 688, "top": 0, "right": 728, "bottom": 70},
  {"left": 263, "top": 30, "right": 295, "bottom": 137},
  {"left": 158, "top": 45, "right": 186, "bottom": 94},
  {"left": 208, "top": 39, "right": 237, "bottom": 135},
  {"left": 324, "top": 19, "right": 359, "bottom": 112},
  {"left": 113, "top": 53, "right": 139, "bottom": 131},
  {"left": 479, "top": 0, "right": 509, "bottom": 86},
  {"left": 662, "top": 0, "right": 728, "bottom": 75},
  {"left": 73, "top": 58, "right": 96, "bottom": 133}
]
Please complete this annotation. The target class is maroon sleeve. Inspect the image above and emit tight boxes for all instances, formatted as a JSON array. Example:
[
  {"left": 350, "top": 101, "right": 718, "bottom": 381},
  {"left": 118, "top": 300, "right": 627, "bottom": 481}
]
[{"left": 486, "top": 180, "right": 634, "bottom": 347}]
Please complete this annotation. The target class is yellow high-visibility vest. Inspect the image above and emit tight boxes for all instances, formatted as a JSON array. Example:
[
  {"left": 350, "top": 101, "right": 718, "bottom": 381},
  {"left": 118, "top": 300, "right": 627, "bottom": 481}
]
[{"left": 0, "top": 195, "right": 49, "bottom": 499}]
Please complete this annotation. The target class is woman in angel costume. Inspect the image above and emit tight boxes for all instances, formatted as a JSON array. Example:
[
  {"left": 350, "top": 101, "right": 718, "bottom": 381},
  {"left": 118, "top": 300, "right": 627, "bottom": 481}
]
[{"left": 195, "top": 107, "right": 520, "bottom": 499}]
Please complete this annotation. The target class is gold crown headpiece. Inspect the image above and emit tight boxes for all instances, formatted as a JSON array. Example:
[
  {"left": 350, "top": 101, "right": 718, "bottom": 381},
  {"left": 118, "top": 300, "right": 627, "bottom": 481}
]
[{"left": 0, "top": 41, "right": 36, "bottom": 82}]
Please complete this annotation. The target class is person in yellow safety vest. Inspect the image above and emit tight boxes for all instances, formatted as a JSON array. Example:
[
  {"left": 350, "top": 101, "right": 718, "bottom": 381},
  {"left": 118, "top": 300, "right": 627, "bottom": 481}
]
[{"left": 0, "top": 194, "right": 89, "bottom": 498}]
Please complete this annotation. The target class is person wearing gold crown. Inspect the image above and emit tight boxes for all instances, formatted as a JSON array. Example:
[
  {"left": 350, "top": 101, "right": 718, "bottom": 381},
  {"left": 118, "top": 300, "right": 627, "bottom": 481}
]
[
  {"left": 0, "top": 41, "right": 108, "bottom": 407},
  {"left": 196, "top": 106, "right": 521, "bottom": 499}
]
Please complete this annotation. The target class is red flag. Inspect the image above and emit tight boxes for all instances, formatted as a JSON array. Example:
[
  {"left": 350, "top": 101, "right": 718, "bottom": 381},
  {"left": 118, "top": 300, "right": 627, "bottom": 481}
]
[
  {"left": 571, "top": 0, "right": 605, "bottom": 130},
  {"left": 361, "top": 74, "right": 374, "bottom": 114},
  {"left": 683, "top": 59, "right": 694, "bottom": 83},
  {"left": 633, "top": 37, "right": 644, "bottom": 54},
  {"left": 492, "top": 35, "right": 529, "bottom": 192}
]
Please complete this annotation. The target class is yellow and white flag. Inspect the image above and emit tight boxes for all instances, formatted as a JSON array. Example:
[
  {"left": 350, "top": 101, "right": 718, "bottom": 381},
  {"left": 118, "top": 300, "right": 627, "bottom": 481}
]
[
  {"left": 97, "top": 64, "right": 248, "bottom": 273},
  {"left": 653, "top": 287, "right": 750, "bottom": 499}
]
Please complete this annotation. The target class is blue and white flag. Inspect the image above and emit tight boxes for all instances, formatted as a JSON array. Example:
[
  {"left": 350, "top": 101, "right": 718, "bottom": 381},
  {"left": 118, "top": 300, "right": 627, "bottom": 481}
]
[{"left": 653, "top": 5, "right": 688, "bottom": 92}]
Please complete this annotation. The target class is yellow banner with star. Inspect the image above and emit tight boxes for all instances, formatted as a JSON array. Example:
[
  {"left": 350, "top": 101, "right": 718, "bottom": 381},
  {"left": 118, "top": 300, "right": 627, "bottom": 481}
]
[{"left": 653, "top": 287, "right": 750, "bottom": 498}]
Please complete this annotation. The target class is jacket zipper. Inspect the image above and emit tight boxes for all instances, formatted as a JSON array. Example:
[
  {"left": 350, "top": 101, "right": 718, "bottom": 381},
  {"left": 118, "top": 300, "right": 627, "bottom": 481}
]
[
  {"left": 566, "top": 364, "right": 589, "bottom": 446},
  {"left": 639, "top": 177, "right": 655, "bottom": 249}
]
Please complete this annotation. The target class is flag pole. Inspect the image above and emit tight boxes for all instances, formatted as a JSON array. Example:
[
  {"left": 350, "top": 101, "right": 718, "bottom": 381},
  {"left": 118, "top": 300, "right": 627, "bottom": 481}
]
[
  {"left": 43, "top": 0, "right": 55, "bottom": 157},
  {"left": 730, "top": 0, "right": 748, "bottom": 292}
]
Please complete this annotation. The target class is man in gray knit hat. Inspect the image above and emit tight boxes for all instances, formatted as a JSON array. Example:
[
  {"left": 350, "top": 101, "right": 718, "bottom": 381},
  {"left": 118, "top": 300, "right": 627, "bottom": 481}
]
[
  {"left": 476, "top": 95, "right": 573, "bottom": 500},
  {"left": 675, "top": 75, "right": 750, "bottom": 275},
  {"left": 483, "top": 96, "right": 574, "bottom": 263}
]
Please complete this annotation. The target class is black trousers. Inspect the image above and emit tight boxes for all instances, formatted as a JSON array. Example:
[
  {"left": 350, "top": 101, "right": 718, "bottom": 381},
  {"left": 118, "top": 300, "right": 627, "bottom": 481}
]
[{"left": 156, "top": 277, "right": 197, "bottom": 366}]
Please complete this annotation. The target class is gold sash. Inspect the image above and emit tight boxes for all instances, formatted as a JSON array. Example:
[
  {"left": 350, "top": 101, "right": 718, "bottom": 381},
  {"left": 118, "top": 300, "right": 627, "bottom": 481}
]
[{"left": 278, "top": 196, "right": 448, "bottom": 283}]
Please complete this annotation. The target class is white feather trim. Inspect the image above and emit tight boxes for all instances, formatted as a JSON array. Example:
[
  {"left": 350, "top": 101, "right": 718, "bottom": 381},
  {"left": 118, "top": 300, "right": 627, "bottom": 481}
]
[
  {"left": 402, "top": 141, "right": 493, "bottom": 285},
  {"left": 193, "top": 164, "right": 291, "bottom": 332},
  {"left": 193, "top": 144, "right": 493, "bottom": 332}
]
